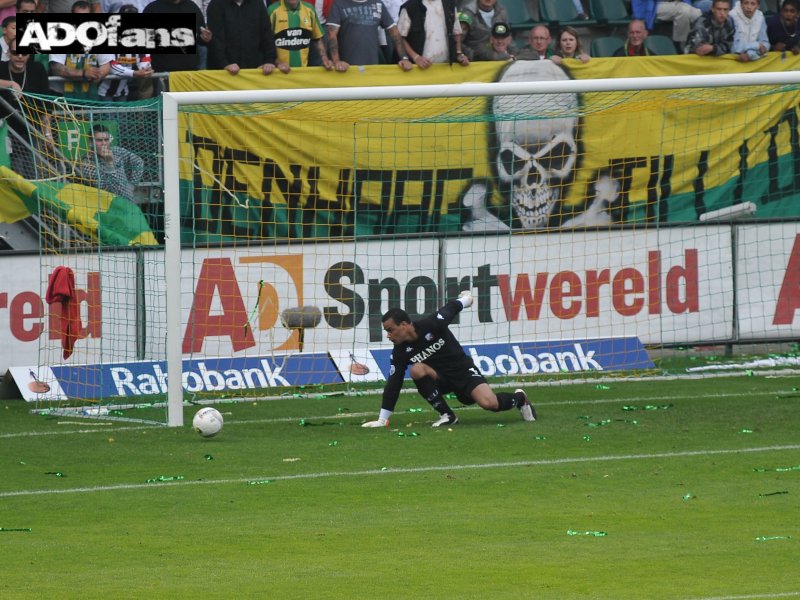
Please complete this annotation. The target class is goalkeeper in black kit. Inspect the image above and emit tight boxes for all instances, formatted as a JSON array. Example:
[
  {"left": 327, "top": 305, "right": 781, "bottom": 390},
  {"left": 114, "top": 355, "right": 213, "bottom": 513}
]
[{"left": 362, "top": 291, "right": 537, "bottom": 428}]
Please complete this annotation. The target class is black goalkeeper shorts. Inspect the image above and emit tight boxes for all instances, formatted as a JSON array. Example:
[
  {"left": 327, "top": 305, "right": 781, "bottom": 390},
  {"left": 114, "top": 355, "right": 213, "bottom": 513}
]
[{"left": 435, "top": 367, "right": 487, "bottom": 406}]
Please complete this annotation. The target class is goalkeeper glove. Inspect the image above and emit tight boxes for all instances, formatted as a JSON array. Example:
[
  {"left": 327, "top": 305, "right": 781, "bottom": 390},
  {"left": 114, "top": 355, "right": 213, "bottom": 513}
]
[
  {"left": 361, "top": 418, "right": 389, "bottom": 428},
  {"left": 457, "top": 290, "right": 474, "bottom": 308}
]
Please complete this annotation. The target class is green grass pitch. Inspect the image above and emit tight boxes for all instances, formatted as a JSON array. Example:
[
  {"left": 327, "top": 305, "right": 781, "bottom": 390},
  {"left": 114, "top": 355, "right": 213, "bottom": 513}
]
[{"left": 1, "top": 375, "right": 799, "bottom": 599}]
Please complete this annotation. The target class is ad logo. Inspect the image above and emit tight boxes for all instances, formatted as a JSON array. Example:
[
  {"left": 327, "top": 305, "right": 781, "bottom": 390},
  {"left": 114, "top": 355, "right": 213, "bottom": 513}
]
[{"left": 16, "top": 14, "right": 196, "bottom": 54}]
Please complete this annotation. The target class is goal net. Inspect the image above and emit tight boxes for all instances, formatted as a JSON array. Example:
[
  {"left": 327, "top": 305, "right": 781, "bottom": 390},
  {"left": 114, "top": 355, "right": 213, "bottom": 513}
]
[{"left": 10, "top": 61, "right": 800, "bottom": 426}]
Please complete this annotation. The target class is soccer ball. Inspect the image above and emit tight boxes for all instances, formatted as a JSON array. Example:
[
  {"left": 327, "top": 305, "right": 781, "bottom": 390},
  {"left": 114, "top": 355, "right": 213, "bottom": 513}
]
[{"left": 192, "top": 407, "right": 224, "bottom": 438}]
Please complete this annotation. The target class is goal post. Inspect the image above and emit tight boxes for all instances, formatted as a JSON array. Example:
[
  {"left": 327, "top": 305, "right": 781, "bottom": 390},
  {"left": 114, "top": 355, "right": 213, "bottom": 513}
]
[{"left": 161, "top": 69, "right": 800, "bottom": 427}]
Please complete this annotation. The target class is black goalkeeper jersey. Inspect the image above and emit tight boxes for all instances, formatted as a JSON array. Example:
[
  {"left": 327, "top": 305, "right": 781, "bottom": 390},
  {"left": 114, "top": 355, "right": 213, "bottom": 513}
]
[{"left": 381, "top": 300, "right": 476, "bottom": 411}]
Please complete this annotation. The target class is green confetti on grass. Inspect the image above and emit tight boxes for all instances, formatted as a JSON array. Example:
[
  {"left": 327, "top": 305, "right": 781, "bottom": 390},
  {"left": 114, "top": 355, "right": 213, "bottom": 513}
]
[
  {"left": 753, "top": 465, "right": 800, "bottom": 473},
  {"left": 204, "top": 454, "right": 214, "bottom": 461},
  {"left": 329, "top": 441, "right": 339, "bottom": 447},
  {"left": 406, "top": 408, "right": 423, "bottom": 413},
  {"left": 740, "top": 429, "right": 754, "bottom": 434},
  {"left": 44, "top": 471, "right": 65, "bottom": 477},
  {"left": 567, "top": 530, "right": 607, "bottom": 537},
  {"left": 337, "top": 407, "right": 351, "bottom": 413},
  {"left": 583, "top": 435, "right": 591, "bottom": 441},
  {"left": 496, "top": 424, "right": 506, "bottom": 428},
  {"left": 595, "top": 385, "right": 610, "bottom": 390},
  {"left": 682, "top": 492, "right": 695, "bottom": 500},
  {"left": 247, "top": 479, "right": 273, "bottom": 486},
  {"left": 534, "top": 436, "right": 547, "bottom": 440},
  {"left": 755, "top": 536, "right": 791, "bottom": 542},
  {"left": 145, "top": 475, "right": 185, "bottom": 483},
  {"left": 586, "top": 420, "right": 612, "bottom": 428}
]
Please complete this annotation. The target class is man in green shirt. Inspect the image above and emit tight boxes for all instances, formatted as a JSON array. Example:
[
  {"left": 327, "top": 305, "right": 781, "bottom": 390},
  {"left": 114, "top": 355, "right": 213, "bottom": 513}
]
[{"left": 269, "top": 0, "right": 333, "bottom": 69}]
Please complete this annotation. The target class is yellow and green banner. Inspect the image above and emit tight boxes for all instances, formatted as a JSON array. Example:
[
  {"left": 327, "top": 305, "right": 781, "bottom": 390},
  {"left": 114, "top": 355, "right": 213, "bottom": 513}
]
[
  {"left": 0, "top": 165, "right": 158, "bottom": 246},
  {"left": 170, "top": 53, "right": 800, "bottom": 240}
]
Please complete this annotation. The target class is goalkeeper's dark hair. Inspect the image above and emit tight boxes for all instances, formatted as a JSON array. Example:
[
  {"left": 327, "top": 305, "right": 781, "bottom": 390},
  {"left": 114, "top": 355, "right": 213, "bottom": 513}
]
[{"left": 382, "top": 307, "right": 411, "bottom": 325}]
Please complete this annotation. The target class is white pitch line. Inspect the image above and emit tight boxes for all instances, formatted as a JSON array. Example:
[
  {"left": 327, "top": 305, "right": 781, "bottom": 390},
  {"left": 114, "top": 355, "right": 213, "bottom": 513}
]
[
  {"left": 2, "top": 389, "right": 792, "bottom": 440},
  {"left": 685, "top": 592, "right": 800, "bottom": 600},
  {"left": 2, "top": 443, "right": 799, "bottom": 499}
]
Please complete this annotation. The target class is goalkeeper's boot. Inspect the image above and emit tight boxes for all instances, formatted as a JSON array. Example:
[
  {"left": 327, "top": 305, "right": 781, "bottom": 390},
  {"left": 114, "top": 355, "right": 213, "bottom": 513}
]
[
  {"left": 361, "top": 419, "right": 389, "bottom": 428},
  {"left": 431, "top": 413, "right": 459, "bottom": 428},
  {"left": 515, "top": 389, "right": 537, "bottom": 422}
]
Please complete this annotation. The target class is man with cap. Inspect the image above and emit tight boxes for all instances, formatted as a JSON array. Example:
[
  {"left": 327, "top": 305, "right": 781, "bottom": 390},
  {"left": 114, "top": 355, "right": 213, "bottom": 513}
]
[
  {"left": 473, "top": 21, "right": 517, "bottom": 60},
  {"left": 460, "top": 0, "right": 510, "bottom": 57}
]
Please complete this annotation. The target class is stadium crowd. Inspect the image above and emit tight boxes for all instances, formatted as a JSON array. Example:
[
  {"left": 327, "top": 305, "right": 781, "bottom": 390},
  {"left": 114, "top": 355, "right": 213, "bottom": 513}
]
[{"left": 0, "top": 0, "right": 796, "bottom": 100}]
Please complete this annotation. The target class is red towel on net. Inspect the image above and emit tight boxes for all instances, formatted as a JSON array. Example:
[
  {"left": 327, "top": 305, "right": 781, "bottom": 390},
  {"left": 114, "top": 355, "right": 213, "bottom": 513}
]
[{"left": 45, "top": 266, "right": 80, "bottom": 359}]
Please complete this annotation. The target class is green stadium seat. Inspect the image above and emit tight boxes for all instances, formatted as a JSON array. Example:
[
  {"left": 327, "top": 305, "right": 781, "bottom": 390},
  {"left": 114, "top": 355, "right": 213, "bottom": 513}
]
[
  {"left": 538, "top": 0, "right": 597, "bottom": 28},
  {"left": 504, "top": 0, "right": 538, "bottom": 31},
  {"left": 645, "top": 34, "right": 678, "bottom": 56},
  {"left": 589, "top": 0, "right": 633, "bottom": 27},
  {"left": 590, "top": 35, "right": 625, "bottom": 57}
]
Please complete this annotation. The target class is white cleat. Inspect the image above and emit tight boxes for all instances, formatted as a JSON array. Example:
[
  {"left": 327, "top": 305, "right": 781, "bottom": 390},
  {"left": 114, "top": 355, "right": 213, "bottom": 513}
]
[
  {"left": 431, "top": 413, "right": 459, "bottom": 428},
  {"left": 361, "top": 419, "right": 389, "bottom": 428},
  {"left": 515, "top": 389, "right": 536, "bottom": 422}
]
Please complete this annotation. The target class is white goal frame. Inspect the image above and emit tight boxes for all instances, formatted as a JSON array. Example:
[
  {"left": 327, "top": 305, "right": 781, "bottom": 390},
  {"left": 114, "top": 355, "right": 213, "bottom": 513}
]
[{"left": 161, "top": 70, "right": 800, "bottom": 426}]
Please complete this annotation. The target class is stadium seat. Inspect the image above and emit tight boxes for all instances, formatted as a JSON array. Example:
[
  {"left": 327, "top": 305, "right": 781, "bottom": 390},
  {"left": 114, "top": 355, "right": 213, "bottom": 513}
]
[
  {"left": 589, "top": 0, "right": 632, "bottom": 27},
  {"left": 645, "top": 34, "right": 678, "bottom": 55},
  {"left": 538, "top": 0, "right": 597, "bottom": 28},
  {"left": 590, "top": 35, "right": 625, "bottom": 57},
  {"left": 504, "top": 0, "right": 538, "bottom": 32}
]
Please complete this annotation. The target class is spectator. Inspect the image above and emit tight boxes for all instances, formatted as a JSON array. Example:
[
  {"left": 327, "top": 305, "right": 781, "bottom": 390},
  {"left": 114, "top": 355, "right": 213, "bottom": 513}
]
[
  {"left": 207, "top": 0, "right": 284, "bottom": 75},
  {"left": 632, "top": 1, "right": 703, "bottom": 52},
  {"left": 101, "top": 0, "right": 150, "bottom": 10},
  {"left": 0, "top": 4, "right": 14, "bottom": 43},
  {"left": 1, "top": 15, "right": 13, "bottom": 62},
  {"left": 460, "top": 0, "right": 509, "bottom": 58},
  {"left": 15, "top": 0, "right": 38, "bottom": 13},
  {"left": 766, "top": 0, "right": 800, "bottom": 54},
  {"left": 571, "top": 0, "right": 589, "bottom": 20},
  {"left": 99, "top": 6, "right": 153, "bottom": 102},
  {"left": 515, "top": 25, "right": 556, "bottom": 61},
  {"left": 38, "top": 0, "right": 99, "bottom": 11},
  {"left": 378, "top": 0, "right": 404, "bottom": 62},
  {"left": 554, "top": 25, "right": 591, "bottom": 62},
  {"left": 326, "top": 0, "right": 412, "bottom": 71},
  {"left": 269, "top": 0, "right": 333, "bottom": 69},
  {"left": 78, "top": 125, "right": 144, "bottom": 202},
  {"left": 731, "top": 0, "right": 769, "bottom": 61},
  {"left": 396, "top": 0, "right": 470, "bottom": 68},
  {"left": 457, "top": 12, "right": 473, "bottom": 58},
  {"left": 143, "top": 0, "right": 212, "bottom": 85},
  {"left": 70, "top": 0, "right": 91, "bottom": 10},
  {"left": 0, "top": 38, "right": 53, "bottom": 177},
  {"left": 685, "top": 0, "right": 734, "bottom": 55},
  {"left": 614, "top": 18, "right": 657, "bottom": 55},
  {"left": 472, "top": 21, "right": 515, "bottom": 61},
  {"left": 50, "top": 52, "right": 113, "bottom": 100}
]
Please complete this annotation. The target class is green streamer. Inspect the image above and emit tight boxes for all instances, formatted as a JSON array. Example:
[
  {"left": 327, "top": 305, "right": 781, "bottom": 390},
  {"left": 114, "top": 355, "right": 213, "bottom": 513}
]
[
  {"left": 146, "top": 475, "right": 185, "bottom": 483},
  {"left": 567, "top": 530, "right": 607, "bottom": 537},
  {"left": 755, "top": 536, "right": 791, "bottom": 541},
  {"left": 247, "top": 479, "right": 273, "bottom": 486},
  {"left": 244, "top": 280, "right": 264, "bottom": 333}
]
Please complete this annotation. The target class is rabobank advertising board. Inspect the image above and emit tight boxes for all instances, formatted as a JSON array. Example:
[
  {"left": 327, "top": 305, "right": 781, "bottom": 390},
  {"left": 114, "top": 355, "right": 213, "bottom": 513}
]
[{"left": 12, "top": 337, "right": 652, "bottom": 402}]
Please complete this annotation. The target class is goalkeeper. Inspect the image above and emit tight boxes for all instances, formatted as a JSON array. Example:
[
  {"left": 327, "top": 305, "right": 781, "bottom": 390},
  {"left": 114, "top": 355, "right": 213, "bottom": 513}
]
[{"left": 362, "top": 291, "right": 536, "bottom": 428}]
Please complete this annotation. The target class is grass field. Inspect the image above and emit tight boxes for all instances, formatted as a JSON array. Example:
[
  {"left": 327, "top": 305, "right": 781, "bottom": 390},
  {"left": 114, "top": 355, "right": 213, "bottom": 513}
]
[{"left": 1, "top": 374, "right": 799, "bottom": 599}]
